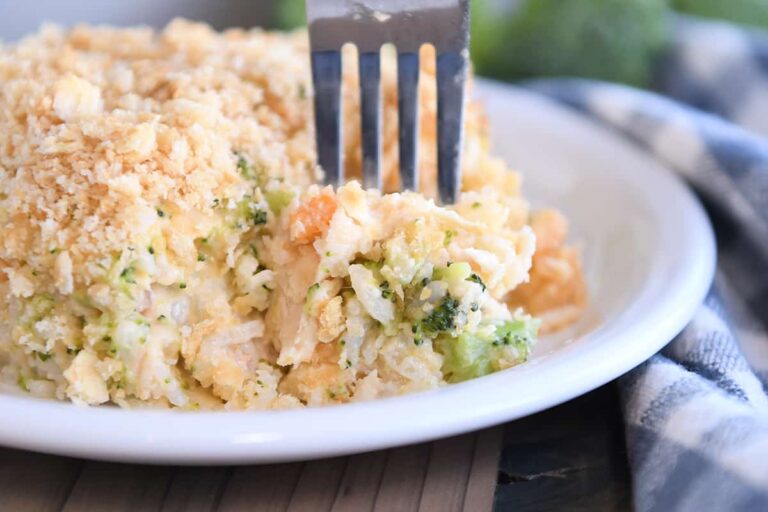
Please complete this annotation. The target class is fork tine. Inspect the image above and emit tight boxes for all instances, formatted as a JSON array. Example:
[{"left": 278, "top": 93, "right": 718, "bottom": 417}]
[
  {"left": 308, "top": 0, "right": 470, "bottom": 202},
  {"left": 436, "top": 50, "right": 468, "bottom": 205},
  {"left": 311, "top": 50, "right": 343, "bottom": 187},
  {"left": 397, "top": 51, "right": 420, "bottom": 192},
  {"left": 359, "top": 50, "right": 382, "bottom": 189}
]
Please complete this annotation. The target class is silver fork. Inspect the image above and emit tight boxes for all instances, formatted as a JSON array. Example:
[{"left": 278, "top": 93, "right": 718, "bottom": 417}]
[{"left": 307, "top": 0, "right": 470, "bottom": 205}]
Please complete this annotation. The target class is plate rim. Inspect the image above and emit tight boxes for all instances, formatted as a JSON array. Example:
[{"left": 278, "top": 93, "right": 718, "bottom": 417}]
[{"left": 0, "top": 79, "right": 716, "bottom": 464}]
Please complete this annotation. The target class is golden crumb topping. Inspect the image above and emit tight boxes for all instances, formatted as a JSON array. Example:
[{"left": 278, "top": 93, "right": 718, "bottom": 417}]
[{"left": 0, "top": 20, "right": 316, "bottom": 291}]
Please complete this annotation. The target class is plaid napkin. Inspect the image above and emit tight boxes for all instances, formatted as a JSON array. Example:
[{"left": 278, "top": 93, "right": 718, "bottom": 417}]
[{"left": 529, "top": 16, "right": 768, "bottom": 512}]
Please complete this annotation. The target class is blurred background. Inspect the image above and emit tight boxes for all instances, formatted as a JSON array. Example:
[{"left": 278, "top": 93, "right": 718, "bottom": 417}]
[
  {"left": 275, "top": 0, "right": 768, "bottom": 88},
  {"left": 3, "top": 0, "right": 768, "bottom": 89}
]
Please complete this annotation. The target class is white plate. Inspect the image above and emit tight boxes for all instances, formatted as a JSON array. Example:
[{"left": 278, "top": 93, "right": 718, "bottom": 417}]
[{"left": 0, "top": 80, "right": 715, "bottom": 464}]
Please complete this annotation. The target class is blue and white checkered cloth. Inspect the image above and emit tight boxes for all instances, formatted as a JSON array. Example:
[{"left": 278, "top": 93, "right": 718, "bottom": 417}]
[{"left": 531, "top": 16, "right": 768, "bottom": 512}]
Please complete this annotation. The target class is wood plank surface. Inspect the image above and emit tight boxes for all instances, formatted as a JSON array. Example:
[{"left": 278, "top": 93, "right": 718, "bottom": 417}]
[
  {"left": 418, "top": 434, "right": 476, "bottom": 511},
  {"left": 331, "top": 450, "right": 388, "bottom": 511},
  {"left": 218, "top": 462, "right": 304, "bottom": 512},
  {"left": 493, "top": 385, "right": 632, "bottom": 511},
  {"left": 286, "top": 457, "right": 348, "bottom": 511},
  {"left": 61, "top": 463, "right": 173, "bottom": 512},
  {"left": 0, "top": 448, "right": 82, "bottom": 512},
  {"left": 373, "top": 442, "right": 432, "bottom": 511},
  {"left": 464, "top": 427, "right": 504, "bottom": 512},
  {"left": 161, "top": 467, "right": 230, "bottom": 512}
]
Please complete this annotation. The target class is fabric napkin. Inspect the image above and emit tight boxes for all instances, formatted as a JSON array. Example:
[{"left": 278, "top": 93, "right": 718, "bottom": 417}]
[{"left": 529, "top": 16, "right": 768, "bottom": 512}]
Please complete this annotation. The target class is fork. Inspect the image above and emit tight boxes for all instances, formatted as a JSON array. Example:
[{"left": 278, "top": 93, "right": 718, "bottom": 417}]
[{"left": 307, "top": 0, "right": 470, "bottom": 205}]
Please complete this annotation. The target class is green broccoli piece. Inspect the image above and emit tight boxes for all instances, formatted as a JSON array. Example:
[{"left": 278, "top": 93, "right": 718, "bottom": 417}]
[
  {"left": 236, "top": 155, "right": 253, "bottom": 180},
  {"left": 471, "top": 0, "right": 670, "bottom": 88},
  {"left": 235, "top": 196, "right": 268, "bottom": 227},
  {"left": 119, "top": 265, "right": 137, "bottom": 284},
  {"left": 264, "top": 188, "right": 295, "bottom": 216},
  {"left": 671, "top": 0, "right": 768, "bottom": 30},
  {"left": 492, "top": 318, "right": 537, "bottom": 351},
  {"left": 250, "top": 208, "right": 268, "bottom": 226},
  {"left": 379, "top": 280, "right": 393, "bottom": 300},
  {"left": 438, "top": 331, "right": 494, "bottom": 382},
  {"left": 437, "top": 317, "right": 538, "bottom": 383},
  {"left": 421, "top": 295, "right": 461, "bottom": 336}
]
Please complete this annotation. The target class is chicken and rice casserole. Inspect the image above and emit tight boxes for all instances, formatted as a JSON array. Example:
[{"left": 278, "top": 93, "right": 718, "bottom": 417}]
[{"left": 0, "top": 21, "right": 586, "bottom": 409}]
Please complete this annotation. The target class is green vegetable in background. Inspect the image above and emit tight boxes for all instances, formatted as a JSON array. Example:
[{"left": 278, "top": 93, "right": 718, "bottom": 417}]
[
  {"left": 471, "top": 0, "right": 670, "bottom": 87},
  {"left": 274, "top": 0, "right": 306, "bottom": 29},
  {"left": 671, "top": 0, "right": 768, "bottom": 30}
]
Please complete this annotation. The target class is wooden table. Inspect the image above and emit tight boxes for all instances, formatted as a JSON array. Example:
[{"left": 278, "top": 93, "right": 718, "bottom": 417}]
[
  {"left": 0, "top": 385, "right": 630, "bottom": 511},
  {"left": 496, "top": 384, "right": 632, "bottom": 511}
]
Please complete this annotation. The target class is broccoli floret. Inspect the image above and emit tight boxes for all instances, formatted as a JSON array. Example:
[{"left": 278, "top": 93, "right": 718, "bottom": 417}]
[
  {"left": 437, "top": 317, "right": 539, "bottom": 383},
  {"left": 250, "top": 208, "right": 268, "bottom": 226},
  {"left": 438, "top": 331, "right": 494, "bottom": 382},
  {"left": 421, "top": 295, "right": 461, "bottom": 335},
  {"left": 471, "top": 0, "right": 669, "bottom": 87}
]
